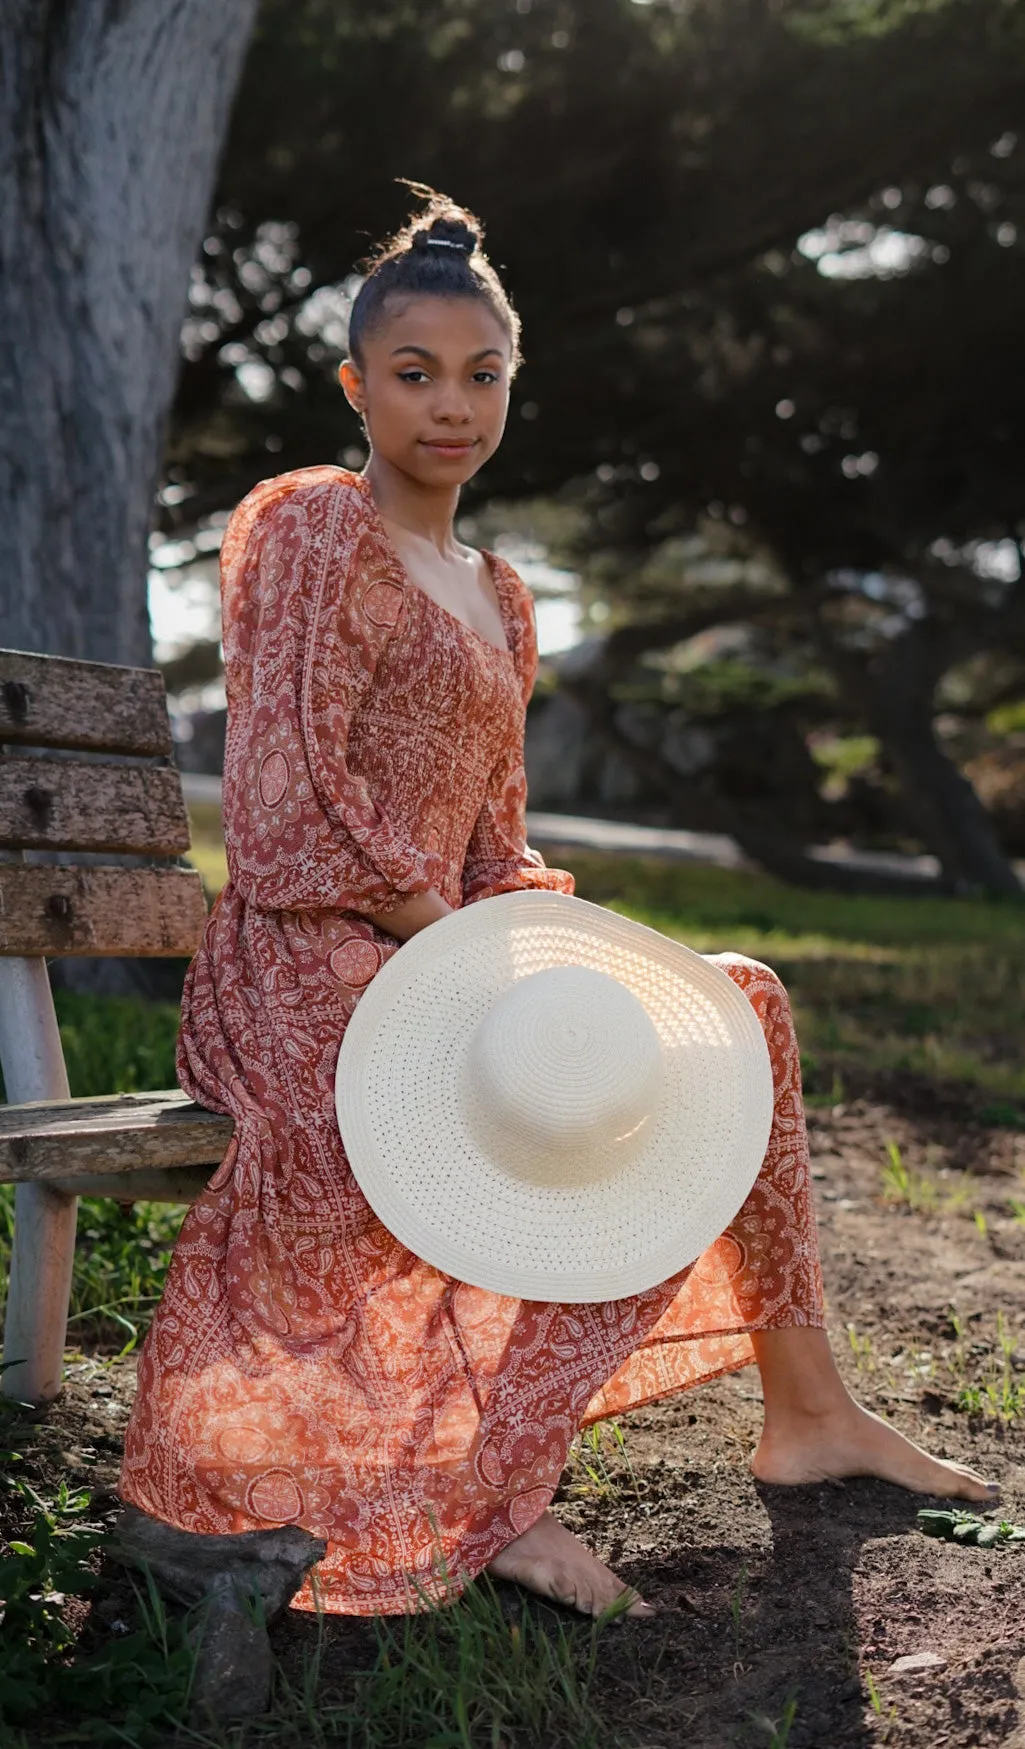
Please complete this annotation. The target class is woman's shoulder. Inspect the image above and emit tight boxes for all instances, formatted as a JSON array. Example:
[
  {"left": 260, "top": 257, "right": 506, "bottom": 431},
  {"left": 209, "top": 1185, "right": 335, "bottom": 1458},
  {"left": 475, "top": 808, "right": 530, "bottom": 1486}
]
[
  {"left": 218, "top": 467, "right": 373, "bottom": 604},
  {"left": 228, "top": 464, "right": 367, "bottom": 538},
  {"left": 483, "top": 548, "right": 533, "bottom": 615}
]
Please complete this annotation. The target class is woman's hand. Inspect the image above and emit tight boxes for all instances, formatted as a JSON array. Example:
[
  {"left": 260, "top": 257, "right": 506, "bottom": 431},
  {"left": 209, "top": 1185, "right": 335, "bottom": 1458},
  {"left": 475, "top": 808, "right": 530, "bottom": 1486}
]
[{"left": 365, "top": 888, "right": 454, "bottom": 941}]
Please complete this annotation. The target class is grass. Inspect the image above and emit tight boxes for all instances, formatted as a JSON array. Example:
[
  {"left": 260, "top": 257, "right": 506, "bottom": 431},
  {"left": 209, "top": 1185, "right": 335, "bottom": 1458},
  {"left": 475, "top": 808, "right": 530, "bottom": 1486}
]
[
  {"left": 184, "top": 806, "right": 1025, "bottom": 1104},
  {"left": 947, "top": 1309, "right": 1025, "bottom": 1422},
  {"left": 551, "top": 849, "right": 1025, "bottom": 1107},
  {"left": 562, "top": 1419, "right": 638, "bottom": 1501},
  {"left": 22, "top": 822, "right": 1025, "bottom": 1352},
  {"left": 878, "top": 1139, "right": 973, "bottom": 1217},
  {"left": 845, "top": 1308, "right": 1025, "bottom": 1423},
  {"left": 0, "top": 1456, "right": 627, "bottom": 1749},
  {"left": 270, "top": 1574, "right": 629, "bottom": 1749},
  {"left": 750, "top": 1695, "right": 799, "bottom": 1748}
]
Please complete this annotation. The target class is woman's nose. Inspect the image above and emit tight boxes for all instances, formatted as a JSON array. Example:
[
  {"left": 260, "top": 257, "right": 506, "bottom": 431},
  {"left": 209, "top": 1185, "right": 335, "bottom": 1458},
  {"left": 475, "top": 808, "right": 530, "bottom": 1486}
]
[{"left": 432, "top": 387, "right": 473, "bottom": 423}]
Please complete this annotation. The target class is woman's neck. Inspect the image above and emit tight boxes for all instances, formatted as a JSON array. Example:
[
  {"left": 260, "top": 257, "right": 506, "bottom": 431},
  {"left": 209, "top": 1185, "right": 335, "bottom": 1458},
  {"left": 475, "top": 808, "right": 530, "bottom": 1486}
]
[{"left": 363, "top": 454, "right": 461, "bottom": 554}]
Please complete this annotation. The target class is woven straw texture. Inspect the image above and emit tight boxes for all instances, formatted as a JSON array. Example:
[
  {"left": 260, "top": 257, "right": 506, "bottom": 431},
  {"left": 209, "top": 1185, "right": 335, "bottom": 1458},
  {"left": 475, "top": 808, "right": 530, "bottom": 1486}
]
[{"left": 336, "top": 890, "right": 774, "bottom": 1300}]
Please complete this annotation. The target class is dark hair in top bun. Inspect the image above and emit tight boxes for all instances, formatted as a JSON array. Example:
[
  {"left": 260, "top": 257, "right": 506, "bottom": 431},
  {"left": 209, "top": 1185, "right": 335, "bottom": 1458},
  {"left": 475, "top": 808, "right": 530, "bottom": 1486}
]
[{"left": 347, "top": 184, "right": 522, "bottom": 371}]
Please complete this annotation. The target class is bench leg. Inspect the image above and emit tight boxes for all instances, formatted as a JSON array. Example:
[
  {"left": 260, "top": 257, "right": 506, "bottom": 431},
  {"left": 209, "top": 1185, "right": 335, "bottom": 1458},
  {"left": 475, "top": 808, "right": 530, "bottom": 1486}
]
[
  {"left": 4, "top": 1182, "right": 78, "bottom": 1403},
  {"left": 0, "top": 957, "right": 77, "bottom": 1405}
]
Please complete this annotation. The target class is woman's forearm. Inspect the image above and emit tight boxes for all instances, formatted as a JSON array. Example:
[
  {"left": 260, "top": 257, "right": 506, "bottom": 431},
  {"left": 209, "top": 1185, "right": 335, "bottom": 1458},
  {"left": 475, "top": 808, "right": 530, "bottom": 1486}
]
[{"left": 365, "top": 888, "right": 454, "bottom": 941}]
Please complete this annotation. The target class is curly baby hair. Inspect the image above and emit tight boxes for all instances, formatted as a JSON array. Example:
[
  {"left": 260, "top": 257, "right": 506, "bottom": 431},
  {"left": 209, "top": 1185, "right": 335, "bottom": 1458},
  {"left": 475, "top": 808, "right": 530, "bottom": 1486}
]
[{"left": 347, "top": 183, "right": 523, "bottom": 372}]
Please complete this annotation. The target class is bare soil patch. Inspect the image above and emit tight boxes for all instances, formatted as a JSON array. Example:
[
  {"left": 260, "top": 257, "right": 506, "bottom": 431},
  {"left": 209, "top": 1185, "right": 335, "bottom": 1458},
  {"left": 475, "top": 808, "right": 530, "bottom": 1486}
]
[{"left": 4, "top": 1087, "right": 1025, "bottom": 1747}]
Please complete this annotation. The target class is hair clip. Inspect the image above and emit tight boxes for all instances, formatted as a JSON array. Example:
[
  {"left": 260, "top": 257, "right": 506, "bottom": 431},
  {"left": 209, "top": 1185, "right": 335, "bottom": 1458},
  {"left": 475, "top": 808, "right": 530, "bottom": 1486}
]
[{"left": 425, "top": 238, "right": 470, "bottom": 251}]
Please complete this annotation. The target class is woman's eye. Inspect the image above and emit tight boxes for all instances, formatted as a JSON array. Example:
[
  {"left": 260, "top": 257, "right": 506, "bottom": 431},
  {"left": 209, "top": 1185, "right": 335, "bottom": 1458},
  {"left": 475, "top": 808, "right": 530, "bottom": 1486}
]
[
  {"left": 472, "top": 370, "right": 500, "bottom": 385},
  {"left": 398, "top": 369, "right": 430, "bottom": 384}
]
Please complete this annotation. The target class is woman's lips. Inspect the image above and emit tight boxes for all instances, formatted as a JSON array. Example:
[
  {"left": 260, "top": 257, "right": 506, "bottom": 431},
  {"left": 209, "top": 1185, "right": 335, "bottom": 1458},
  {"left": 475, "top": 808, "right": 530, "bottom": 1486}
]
[{"left": 421, "top": 439, "right": 478, "bottom": 455}]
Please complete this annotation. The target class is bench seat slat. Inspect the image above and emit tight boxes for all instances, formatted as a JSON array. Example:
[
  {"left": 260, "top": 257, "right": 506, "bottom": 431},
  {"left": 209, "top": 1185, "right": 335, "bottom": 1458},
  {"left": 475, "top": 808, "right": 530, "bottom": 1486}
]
[
  {"left": 48, "top": 1166, "right": 212, "bottom": 1203},
  {"left": 0, "top": 649, "right": 172, "bottom": 756},
  {"left": 0, "top": 865, "right": 208, "bottom": 957},
  {"left": 0, "top": 756, "right": 191, "bottom": 855},
  {"left": 0, "top": 1090, "right": 234, "bottom": 1182}
]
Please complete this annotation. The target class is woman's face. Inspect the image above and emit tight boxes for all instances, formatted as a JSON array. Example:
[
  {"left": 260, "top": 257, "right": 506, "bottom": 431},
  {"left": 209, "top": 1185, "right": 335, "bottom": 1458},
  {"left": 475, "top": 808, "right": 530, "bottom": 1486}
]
[{"left": 340, "top": 293, "right": 513, "bottom": 489}]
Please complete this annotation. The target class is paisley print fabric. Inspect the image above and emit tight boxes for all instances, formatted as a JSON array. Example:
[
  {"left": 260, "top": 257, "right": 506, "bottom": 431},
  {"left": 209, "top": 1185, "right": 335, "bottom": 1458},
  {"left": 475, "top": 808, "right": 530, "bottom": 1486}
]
[{"left": 119, "top": 466, "right": 825, "bottom": 1615}]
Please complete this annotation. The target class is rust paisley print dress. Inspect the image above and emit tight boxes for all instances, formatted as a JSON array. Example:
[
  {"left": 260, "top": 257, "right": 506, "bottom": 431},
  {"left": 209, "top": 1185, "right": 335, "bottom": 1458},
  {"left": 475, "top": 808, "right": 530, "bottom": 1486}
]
[{"left": 119, "top": 465, "right": 826, "bottom": 1615}]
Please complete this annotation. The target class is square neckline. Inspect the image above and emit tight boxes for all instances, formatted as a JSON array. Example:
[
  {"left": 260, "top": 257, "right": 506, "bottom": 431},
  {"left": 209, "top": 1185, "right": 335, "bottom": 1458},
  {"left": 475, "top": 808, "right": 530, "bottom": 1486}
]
[{"left": 353, "top": 471, "right": 517, "bottom": 663}]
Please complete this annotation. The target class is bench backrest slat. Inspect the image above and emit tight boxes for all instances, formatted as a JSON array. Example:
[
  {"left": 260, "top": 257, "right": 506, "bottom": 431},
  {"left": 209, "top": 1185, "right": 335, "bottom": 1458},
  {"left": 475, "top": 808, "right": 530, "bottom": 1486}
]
[
  {"left": 0, "top": 756, "right": 192, "bottom": 856},
  {"left": 0, "top": 650, "right": 173, "bottom": 756},
  {"left": 0, "top": 864, "right": 207, "bottom": 958}
]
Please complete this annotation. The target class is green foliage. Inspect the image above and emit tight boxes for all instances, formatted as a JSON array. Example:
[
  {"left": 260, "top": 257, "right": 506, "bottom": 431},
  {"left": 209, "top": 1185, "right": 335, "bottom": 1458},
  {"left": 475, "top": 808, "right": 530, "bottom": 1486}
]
[
  {"left": 986, "top": 699, "right": 1025, "bottom": 738},
  {"left": 749, "top": 1693, "right": 799, "bottom": 1748},
  {"left": 0, "top": 989, "right": 180, "bottom": 1107},
  {"left": 878, "top": 1140, "right": 969, "bottom": 1215},
  {"left": 917, "top": 1507, "right": 1025, "bottom": 1546},
  {"left": 160, "top": 0, "right": 1025, "bottom": 886},
  {"left": 788, "top": 0, "right": 962, "bottom": 46},
  {"left": 617, "top": 659, "right": 832, "bottom": 717},
  {"left": 0, "top": 1477, "right": 195, "bottom": 1742},
  {"left": 808, "top": 734, "right": 881, "bottom": 783},
  {"left": 63, "top": 1200, "right": 185, "bottom": 1354},
  {"left": 50, "top": 990, "right": 181, "bottom": 1099}
]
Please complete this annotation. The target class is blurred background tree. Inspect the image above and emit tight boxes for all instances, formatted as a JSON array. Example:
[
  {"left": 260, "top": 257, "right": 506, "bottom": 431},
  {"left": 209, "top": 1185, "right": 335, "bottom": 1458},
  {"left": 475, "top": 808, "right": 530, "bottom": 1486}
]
[
  {"left": 7, "top": 0, "right": 1025, "bottom": 892},
  {"left": 158, "top": 0, "right": 1025, "bottom": 893}
]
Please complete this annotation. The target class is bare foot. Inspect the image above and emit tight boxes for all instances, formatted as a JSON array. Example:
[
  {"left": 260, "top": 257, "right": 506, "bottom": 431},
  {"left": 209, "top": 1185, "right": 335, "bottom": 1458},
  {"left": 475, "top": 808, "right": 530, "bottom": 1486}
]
[
  {"left": 751, "top": 1397, "right": 998, "bottom": 1502},
  {"left": 486, "top": 1510, "right": 656, "bottom": 1619}
]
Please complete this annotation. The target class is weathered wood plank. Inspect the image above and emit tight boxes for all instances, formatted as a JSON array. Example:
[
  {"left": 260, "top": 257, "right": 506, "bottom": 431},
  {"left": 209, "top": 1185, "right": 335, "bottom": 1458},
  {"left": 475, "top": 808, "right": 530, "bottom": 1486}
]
[
  {"left": 0, "top": 1090, "right": 235, "bottom": 1183},
  {"left": 0, "top": 756, "right": 190, "bottom": 855},
  {"left": 0, "top": 649, "right": 172, "bottom": 756},
  {"left": 0, "top": 864, "right": 207, "bottom": 957}
]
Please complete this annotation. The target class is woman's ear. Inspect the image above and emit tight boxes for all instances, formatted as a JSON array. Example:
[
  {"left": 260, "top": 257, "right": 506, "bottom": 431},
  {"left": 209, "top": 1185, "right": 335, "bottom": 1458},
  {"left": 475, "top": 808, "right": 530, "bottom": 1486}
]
[{"left": 339, "top": 358, "right": 366, "bottom": 413}]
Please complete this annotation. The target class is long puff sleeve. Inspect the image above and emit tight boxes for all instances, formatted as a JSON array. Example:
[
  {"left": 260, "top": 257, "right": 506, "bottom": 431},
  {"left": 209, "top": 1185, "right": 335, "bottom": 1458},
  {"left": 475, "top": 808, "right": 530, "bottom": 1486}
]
[
  {"left": 460, "top": 559, "right": 575, "bottom": 907},
  {"left": 220, "top": 466, "right": 445, "bottom": 916}
]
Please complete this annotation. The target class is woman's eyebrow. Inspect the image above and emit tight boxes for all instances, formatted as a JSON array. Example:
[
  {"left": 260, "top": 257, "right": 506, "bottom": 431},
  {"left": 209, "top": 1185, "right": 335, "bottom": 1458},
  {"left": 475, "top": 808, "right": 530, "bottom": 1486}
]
[{"left": 389, "top": 345, "right": 505, "bottom": 363}]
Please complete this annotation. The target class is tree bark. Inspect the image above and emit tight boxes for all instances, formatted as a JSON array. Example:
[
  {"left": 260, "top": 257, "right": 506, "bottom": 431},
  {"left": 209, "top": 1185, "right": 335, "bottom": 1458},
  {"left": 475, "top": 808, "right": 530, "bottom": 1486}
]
[
  {"left": 0, "top": 0, "right": 259, "bottom": 666},
  {"left": 812, "top": 598, "right": 1024, "bottom": 898},
  {"left": 858, "top": 643, "right": 1022, "bottom": 898}
]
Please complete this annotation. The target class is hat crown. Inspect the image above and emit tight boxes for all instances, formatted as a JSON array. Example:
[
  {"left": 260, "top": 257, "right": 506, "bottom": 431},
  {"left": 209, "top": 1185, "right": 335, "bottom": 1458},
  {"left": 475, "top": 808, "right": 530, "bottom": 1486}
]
[{"left": 462, "top": 964, "right": 664, "bottom": 1187}]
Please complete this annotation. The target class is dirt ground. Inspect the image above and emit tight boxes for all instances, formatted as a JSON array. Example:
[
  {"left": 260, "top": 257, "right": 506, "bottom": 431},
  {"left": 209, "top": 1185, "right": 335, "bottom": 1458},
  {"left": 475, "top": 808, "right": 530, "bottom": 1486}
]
[{"left": 5, "top": 1084, "right": 1025, "bottom": 1748}]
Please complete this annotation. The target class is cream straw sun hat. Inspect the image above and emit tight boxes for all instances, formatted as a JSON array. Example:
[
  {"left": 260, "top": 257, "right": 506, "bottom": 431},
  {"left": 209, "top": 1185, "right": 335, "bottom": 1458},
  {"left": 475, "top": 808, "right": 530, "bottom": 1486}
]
[{"left": 335, "top": 890, "right": 774, "bottom": 1303}]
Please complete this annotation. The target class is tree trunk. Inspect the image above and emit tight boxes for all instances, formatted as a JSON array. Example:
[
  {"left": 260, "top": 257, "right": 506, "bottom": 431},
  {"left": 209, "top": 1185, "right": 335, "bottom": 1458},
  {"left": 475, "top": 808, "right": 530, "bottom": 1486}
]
[
  {"left": 854, "top": 634, "right": 1022, "bottom": 898},
  {"left": 0, "top": 0, "right": 259, "bottom": 666}
]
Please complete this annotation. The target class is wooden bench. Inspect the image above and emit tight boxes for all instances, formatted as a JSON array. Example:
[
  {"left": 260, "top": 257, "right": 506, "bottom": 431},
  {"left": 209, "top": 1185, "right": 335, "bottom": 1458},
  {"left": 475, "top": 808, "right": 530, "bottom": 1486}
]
[{"left": 0, "top": 647, "right": 234, "bottom": 1406}]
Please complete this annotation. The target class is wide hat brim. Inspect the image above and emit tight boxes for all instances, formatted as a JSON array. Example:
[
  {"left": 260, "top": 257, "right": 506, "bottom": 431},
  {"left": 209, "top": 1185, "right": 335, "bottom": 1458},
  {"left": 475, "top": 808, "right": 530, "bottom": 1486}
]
[{"left": 335, "top": 890, "right": 773, "bottom": 1303}]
